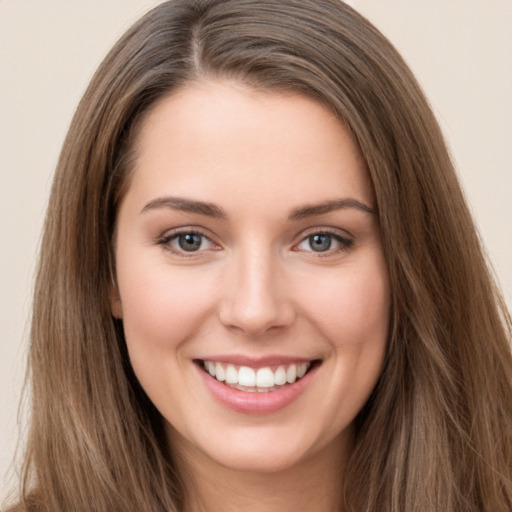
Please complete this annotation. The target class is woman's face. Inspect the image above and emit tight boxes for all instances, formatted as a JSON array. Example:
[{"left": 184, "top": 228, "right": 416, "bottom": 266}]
[{"left": 112, "top": 81, "right": 389, "bottom": 474}]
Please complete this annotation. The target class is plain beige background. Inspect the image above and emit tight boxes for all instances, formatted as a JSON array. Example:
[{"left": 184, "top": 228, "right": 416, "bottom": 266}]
[{"left": 1, "top": 0, "right": 511, "bottom": 500}]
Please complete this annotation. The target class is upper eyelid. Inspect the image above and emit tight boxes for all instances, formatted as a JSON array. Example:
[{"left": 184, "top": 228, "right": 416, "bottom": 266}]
[
  {"left": 157, "top": 226, "right": 217, "bottom": 242},
  {"left": 295, "top": 226, "right": 353, "bottom": 242}
]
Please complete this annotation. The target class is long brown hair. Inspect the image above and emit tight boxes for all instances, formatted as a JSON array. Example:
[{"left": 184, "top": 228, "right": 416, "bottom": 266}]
[{"left": 8, "top": 1, "right": 512, "bottom": 510}]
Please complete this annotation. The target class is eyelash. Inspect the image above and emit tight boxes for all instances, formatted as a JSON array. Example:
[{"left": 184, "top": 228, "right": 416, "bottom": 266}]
[
  {"left": 156, "top": 227, "right": 220, "bottom": 258},
  {"left": 156, "top": 227, "right": 353, "bottom": 258},
  {"left": 294, "top": 228, "right": 353, "bottom": 256}
]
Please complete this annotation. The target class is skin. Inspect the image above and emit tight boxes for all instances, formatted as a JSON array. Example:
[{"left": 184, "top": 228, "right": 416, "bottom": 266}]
[{"left": 112, "top": 81, "right": 390, "bottom": 512}]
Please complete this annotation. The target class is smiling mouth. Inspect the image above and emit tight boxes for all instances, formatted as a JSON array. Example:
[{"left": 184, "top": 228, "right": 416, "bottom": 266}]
[{"left": 196, "top": 359, "right": 320, "bottom": 393}]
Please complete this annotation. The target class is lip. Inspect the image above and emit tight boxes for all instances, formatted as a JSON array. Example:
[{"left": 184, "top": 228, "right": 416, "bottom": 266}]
[
  {"left": 194, "top": 358, "right": 320, "bottom": 414},
  {"left": 195, "top": 354, "right": 314, "bottom": 369}
]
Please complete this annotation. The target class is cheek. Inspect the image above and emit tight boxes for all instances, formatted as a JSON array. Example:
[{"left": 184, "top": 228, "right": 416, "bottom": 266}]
[
  {"left": 116, "top": 258, "right": 219, "bottom": 353},
  {"left": 299, "top": 264, "right": 390, "bottom": 346},
  {"left": 301, "top": 262, "right": 389, "bottom": 422}
]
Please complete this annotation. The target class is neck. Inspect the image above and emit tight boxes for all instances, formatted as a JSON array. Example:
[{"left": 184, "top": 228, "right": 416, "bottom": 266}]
[{"left": 172, "top": 431, "right": 352, "bottom": 512}]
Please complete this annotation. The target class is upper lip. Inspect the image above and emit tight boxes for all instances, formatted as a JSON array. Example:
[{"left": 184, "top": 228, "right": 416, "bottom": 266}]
[{"left": 195, "top": 354, "right": 319, "bottom": 369}]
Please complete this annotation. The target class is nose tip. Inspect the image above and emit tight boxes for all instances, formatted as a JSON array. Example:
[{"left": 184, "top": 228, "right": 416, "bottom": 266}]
[
  {"left": 219, "top": 295, "right": 294, "bottom": 337},
  {"left": 218, "top": 257, "right": 295, "bottom": 337}
]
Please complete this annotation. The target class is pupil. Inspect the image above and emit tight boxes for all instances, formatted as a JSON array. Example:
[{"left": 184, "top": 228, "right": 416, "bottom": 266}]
[
  {"left": 178, "top": 233, "right": 202, "bottom": 251},
  {"left": 310, "top": 234, "right": 331, "bottom": 252}
]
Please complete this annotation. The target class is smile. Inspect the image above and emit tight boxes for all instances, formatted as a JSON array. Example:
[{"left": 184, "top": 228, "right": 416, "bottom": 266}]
[
  {"left": 200, "top": 360, "right": 312, "bottom": 392},
  {"left": 195, "top": 357, "right": 321, "bottom": 413}
]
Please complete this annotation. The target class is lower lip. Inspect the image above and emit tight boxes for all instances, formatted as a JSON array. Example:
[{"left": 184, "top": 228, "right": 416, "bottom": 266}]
[{"left": 196, "top": 363, "right": 318, "bottom": 414}]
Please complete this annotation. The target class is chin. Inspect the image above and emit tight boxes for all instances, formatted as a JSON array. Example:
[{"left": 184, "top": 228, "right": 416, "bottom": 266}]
[{"left": 168, "top": 418, "right": 349, "bottom": 476}]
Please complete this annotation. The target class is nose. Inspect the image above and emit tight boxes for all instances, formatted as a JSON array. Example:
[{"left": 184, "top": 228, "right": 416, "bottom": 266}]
[{"left": 218, "top": 248, "right": 295, "bottom": 337}]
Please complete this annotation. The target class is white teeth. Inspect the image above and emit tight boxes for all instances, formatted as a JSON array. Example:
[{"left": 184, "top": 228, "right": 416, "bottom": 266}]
[
  {"left": 297, "top": 363, "right": 308, "bottom": 378},
  {"left": 202, "top": 360, "right": 312, "bottom": 390},
  {"left": 238, "top": 366, "right": 256, "bottom": 387},
  {"left": 256, "top": 367, "right": 275, "bottom": 388},
  {"left": 215, "top": 362, "right": 225, "bottom": 382},
  {"left": 225, "top": 364, "right": 238, "bottom": 384},
  {"left": 286, "top": 364, "right": 297, "bottom": 383},
  {"left": 274, "top": 366, "right": 287, "bottom": 386}
]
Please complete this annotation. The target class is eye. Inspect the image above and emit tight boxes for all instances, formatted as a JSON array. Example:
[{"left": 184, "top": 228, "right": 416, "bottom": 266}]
[
  {"left": 296, "top": 231, "right": 352, "bottom": 253},
  {"left": 174, "top": 233, "right": 207, "bottom": 252},
  {"left": 158, "top": 229, "right": 218, "bottom": 255}
]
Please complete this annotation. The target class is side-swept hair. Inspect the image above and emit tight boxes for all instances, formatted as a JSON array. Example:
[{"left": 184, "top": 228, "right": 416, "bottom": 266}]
[{"left": 10, "top": 1, "right": 512, "bottom": 511}]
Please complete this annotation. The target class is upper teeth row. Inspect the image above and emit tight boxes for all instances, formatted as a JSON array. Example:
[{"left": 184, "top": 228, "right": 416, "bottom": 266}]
[{"left": 203, "top": 361, "right": 311, "bottom": 388}]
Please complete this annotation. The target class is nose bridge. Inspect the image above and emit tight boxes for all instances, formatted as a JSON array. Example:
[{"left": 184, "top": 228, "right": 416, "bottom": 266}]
[{"left": 218, "top": 241, "right": 294, "bottom": 335}]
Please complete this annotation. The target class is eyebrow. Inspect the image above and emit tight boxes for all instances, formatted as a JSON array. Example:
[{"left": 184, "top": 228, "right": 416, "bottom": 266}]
[
  {"left": 140, "top": 196, "right": 375, "bottom": 219},
  {"left": 288, "top": 198, "right": 375, "bottom": 220},
  {"left": 141, "top": 196, "right": 227, "bottom": 218}
]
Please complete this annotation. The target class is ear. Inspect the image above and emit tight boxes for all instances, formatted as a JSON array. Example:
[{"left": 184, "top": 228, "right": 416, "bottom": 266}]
[{"left": 109, "top": 275, "right": 123, "bottom": 319}]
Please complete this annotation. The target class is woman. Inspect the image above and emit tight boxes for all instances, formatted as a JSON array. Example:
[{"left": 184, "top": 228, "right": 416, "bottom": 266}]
[{"left": 8, "top": 0, "right": 512, "bottom": 511}]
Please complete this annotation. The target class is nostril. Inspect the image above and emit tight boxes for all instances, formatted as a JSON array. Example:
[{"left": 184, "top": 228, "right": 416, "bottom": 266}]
[
  {"left": 217, "top": 266, "right": 296, "bottom": 336},
  {"left": 218, "top": 301, "right": 296, "bottom": 336}
]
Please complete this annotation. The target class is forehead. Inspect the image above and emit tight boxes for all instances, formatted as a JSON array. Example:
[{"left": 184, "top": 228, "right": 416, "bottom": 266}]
[{"left": 125, "top": 81, "right": 373, "bottom": 214}]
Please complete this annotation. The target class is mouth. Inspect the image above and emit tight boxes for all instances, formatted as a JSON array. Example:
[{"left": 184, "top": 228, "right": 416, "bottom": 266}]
[{"left": 195, "top": 359, "right": 321, "bottom": 393}]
